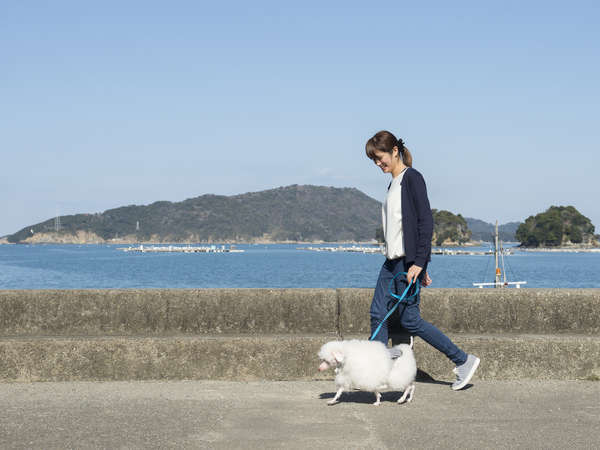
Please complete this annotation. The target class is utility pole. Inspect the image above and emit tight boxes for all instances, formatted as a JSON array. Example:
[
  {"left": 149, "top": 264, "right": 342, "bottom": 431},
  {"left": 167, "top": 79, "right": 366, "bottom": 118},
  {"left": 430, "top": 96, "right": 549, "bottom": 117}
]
[
  {"left": 473, "top": 221, "right": 527, "bottom": 289},
  {"left": 494, "top": 221, "right": 501, "bottom": 287},
  {"left": 54, "top": 207, "right": 61, "bottom": 232}
]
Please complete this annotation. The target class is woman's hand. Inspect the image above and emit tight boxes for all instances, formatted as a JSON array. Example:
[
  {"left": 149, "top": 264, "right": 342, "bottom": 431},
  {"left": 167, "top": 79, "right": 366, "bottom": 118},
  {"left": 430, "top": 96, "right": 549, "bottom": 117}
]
[
  {"left": 406, "top": 264, "right": 423, "bottom": 285},
  {"left": 422, "top": 271, "right": 432, "bottom": 287}
]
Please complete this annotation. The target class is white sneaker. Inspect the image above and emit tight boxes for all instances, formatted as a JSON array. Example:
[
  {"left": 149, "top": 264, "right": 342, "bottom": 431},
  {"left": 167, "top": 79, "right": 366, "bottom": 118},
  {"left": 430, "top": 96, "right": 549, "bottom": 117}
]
[
  {"left": 452, "top": 354, "right": 480, "bottom": 390},
  {"left": 388, "top": 347, "right": 404, "bottom": 359}
]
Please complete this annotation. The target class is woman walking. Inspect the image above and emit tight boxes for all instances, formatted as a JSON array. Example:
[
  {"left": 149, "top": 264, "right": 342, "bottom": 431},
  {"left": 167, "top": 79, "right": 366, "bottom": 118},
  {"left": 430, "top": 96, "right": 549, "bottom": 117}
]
[{"left": 366, "top": 130, "right": 479, "bottom": 390}]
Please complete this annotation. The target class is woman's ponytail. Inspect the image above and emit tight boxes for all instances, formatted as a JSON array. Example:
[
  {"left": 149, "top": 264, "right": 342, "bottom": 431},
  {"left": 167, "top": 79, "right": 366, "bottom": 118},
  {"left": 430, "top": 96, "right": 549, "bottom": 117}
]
[{"left": 399, "top": 140, "right": 413, "bottom": 168}]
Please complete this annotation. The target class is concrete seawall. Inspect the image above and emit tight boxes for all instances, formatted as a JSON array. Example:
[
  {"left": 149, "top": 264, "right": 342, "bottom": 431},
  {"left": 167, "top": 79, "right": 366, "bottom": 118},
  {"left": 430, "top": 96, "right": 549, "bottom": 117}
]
[{"left": 1, "top": 289, "right": 599, "bottom": 382}]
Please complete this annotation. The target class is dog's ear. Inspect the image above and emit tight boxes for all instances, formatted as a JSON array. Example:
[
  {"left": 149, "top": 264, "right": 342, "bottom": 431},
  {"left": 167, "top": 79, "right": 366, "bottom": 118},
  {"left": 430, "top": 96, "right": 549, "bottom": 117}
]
[{"left": 332, "top": 351, "right": 344, "bottom": 364}]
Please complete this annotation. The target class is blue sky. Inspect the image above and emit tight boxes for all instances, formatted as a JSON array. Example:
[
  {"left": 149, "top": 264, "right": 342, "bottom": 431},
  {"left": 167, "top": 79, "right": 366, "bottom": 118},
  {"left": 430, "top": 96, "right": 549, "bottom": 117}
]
[{"left": 2, "top": 1, "right": 599, "bottom": 237}]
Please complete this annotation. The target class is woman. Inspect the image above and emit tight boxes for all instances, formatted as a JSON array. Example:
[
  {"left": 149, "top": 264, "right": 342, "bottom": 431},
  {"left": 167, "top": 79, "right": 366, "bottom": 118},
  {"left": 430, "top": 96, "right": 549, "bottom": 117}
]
[{"left": 365, "top": 130, "right": 479, "bottom": 390}]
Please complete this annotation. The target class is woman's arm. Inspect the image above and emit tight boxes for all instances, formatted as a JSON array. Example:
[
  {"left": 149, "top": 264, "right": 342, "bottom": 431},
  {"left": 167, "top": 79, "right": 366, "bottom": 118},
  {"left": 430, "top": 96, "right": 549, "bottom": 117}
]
[
  {"left": 406, "top": 170, "right": 434, "bottom": 284},
  {"left": 410, "top": 170, "right": 433, "bottom": 267}
]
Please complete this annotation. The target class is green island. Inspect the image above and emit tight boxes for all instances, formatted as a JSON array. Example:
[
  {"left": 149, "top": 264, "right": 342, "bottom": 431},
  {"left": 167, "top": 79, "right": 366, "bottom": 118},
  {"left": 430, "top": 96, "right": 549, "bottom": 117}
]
[
  {"left": 432, "top": 209, "right": 471, "bottom": 246},
  {"left": 7, "top": 185, "right": 381, "bottom": 244},
  {"left": 516, "top": 206, "right": 598, "bottom": 248}
]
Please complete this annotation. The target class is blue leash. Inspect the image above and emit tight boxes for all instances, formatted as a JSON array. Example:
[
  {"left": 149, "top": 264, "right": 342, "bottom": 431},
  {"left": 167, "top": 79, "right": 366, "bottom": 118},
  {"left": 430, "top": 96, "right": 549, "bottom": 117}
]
[{"left": 369, "top": 271, "right": 420, "bottom": 341}]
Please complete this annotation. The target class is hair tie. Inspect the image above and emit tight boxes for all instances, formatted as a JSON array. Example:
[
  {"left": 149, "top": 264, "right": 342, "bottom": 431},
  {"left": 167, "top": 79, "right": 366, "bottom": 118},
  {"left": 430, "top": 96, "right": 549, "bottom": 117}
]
[{"left": 397, "top": 138, "right": 405, "bottom": 153}]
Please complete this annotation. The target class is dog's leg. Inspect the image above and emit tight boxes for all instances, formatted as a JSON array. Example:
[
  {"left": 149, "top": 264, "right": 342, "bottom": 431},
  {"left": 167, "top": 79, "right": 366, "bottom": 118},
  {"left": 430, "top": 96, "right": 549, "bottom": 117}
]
[
  {"left": 397, "top": 388, "right": 409, "bottom": 404},
  {"left": 373, "top": 391, "right": 382, "bottom": 406},
  {"left": 406, "top": 383, "right": 415, "bottom": 403},
  {"left": 327, "top": 387, "right": 344, "bottom": 405},
  {"left": 397, "top": 383, "right": 415, "bottom": 404}
]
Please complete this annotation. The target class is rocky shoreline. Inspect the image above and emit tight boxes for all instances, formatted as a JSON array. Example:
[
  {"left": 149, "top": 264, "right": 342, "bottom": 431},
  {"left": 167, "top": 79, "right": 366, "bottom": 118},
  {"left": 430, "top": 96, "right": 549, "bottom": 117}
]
[
  {"left": 2, "top": 236, "right": 488, "bottom": 247},
  {"left": 1, "top": 230, "right": 476, "bottom": 246}
]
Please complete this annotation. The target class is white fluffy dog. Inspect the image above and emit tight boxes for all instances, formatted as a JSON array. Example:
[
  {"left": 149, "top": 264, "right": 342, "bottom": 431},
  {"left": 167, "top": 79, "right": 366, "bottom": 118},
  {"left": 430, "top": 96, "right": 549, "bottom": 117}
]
[{"left": 318, "top": 339, "right": 416, "bottom": 406}]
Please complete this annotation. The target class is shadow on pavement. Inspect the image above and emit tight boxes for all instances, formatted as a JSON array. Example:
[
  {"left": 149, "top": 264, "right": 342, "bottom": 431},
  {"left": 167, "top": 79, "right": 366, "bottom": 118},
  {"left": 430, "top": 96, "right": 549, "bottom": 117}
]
[
  {"left": 416, "top": 368, "right": 452, "bottom": 386},
  {"left": 318, "top": 390, "right": 415, "bottom": 404}
]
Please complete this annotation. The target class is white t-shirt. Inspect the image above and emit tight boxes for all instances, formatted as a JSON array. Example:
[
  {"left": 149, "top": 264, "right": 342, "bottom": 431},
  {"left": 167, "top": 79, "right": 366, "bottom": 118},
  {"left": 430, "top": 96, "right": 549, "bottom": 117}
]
[{"left": 382, "top": 169, "right": 407, "bottom": 259}]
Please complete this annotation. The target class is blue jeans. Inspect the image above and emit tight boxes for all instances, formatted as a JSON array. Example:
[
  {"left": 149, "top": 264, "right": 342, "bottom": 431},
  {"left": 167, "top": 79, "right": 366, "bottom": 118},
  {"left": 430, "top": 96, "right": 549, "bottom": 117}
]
[{"left": 370, "top": 257, "right": 468, "bottom": 366}]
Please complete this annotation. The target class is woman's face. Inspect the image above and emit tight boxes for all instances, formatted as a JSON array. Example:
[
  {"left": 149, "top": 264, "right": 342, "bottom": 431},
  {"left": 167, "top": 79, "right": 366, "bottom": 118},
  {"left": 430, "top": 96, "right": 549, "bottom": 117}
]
[{"left": 372, "top": 149, "right": 400, "bottom": 174}]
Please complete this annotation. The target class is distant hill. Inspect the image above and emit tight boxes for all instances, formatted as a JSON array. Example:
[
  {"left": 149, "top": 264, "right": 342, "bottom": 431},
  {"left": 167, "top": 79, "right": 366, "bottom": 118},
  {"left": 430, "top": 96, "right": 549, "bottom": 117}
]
[
  {"left": 465, "top": 218, "right": 520, "bottom": 242},
  {"left": 7, "top": 185, "right": 383, "bottom": 244},
  {"left": 516, "top": 206, "right": 597, "bottom": 247}
]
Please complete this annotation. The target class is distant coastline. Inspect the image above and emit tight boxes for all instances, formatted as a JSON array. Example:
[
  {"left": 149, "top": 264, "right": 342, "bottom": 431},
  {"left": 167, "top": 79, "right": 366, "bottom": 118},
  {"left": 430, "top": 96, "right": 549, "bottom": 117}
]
[
  {"left": 1, "top": 237, "right": 382, "bottom": 246},
  {"left": 5, "top": 238, "right": 597, "bottom": 251},
  {"left": 3, "top": 234, "right": 599, "bottom": 252},
  {"left": 520, "top": 247, "right": 600, "bottom": 253},
  {"left": 1, "top": 237, "right": 483, "bottom": 247}
]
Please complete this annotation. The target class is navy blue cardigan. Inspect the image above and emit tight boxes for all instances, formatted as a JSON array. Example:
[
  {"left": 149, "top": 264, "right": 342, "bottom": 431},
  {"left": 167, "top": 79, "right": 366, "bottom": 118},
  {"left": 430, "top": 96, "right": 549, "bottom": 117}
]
[{"left": 393, "top": 167, "right": 433, "bottom": 268}]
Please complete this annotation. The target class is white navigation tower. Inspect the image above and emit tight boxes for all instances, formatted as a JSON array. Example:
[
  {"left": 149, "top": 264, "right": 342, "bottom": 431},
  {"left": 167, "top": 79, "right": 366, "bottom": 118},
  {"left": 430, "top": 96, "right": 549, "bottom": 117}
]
[{"left": 473, "top": 221, "right": 527, "bottom": 288}]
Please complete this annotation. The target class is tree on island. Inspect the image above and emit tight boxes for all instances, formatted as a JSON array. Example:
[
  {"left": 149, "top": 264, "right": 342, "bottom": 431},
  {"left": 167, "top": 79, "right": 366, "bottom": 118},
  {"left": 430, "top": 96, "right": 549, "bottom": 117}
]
[{"left": 516, "top": 206, "right": 596, "bottom": 247}]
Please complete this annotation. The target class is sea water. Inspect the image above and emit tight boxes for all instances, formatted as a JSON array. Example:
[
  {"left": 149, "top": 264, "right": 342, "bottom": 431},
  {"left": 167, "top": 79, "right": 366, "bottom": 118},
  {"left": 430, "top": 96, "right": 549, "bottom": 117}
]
[{"left": 0, "top": 243, "right": 599, "bottom": 289}]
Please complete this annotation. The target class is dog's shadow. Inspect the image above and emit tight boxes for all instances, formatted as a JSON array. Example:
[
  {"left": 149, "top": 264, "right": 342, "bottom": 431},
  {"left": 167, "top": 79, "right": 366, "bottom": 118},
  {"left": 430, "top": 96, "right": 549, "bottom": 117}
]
[
  {"left": 319, "top": 369, "right": 463, "bottom": 404},
  {"left": 319, "top": 390, "right": 410, "bottom": 404}
]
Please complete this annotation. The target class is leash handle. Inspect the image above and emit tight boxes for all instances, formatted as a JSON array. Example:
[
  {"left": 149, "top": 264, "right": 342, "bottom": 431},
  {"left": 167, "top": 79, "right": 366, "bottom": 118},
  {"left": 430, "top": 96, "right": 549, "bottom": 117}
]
[{"left": 369, "top": 271, "right": 420, "bottom": 341}]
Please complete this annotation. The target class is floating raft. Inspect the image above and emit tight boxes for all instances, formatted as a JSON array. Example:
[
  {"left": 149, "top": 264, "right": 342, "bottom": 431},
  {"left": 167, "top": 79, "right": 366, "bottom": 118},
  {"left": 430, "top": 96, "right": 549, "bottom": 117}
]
[
  {"left": 297, "top": 245, "right": 382, "bottom": 254},
  {"left": 118, "top": 245, "right": 244, "bottom": 253},
  {"left": 433, "top": 248, "right": 491, "bottom": 256},
  {"left": 432, "top": 248, "right": 514, "bottom": 256}
]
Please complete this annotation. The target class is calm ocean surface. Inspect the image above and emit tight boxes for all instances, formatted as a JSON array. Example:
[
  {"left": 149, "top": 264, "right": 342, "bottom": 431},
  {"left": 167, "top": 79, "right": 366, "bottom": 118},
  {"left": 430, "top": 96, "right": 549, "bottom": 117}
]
[{"left": 0, "top": 243, "right": 599, "bottom": 289}]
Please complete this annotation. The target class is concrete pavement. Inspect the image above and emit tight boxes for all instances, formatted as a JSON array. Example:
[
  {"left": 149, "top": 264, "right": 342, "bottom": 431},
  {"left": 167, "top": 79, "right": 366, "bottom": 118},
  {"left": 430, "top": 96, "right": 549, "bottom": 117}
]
[{"left": 1, "top": 380, "right": 598, "bottom": 449}]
